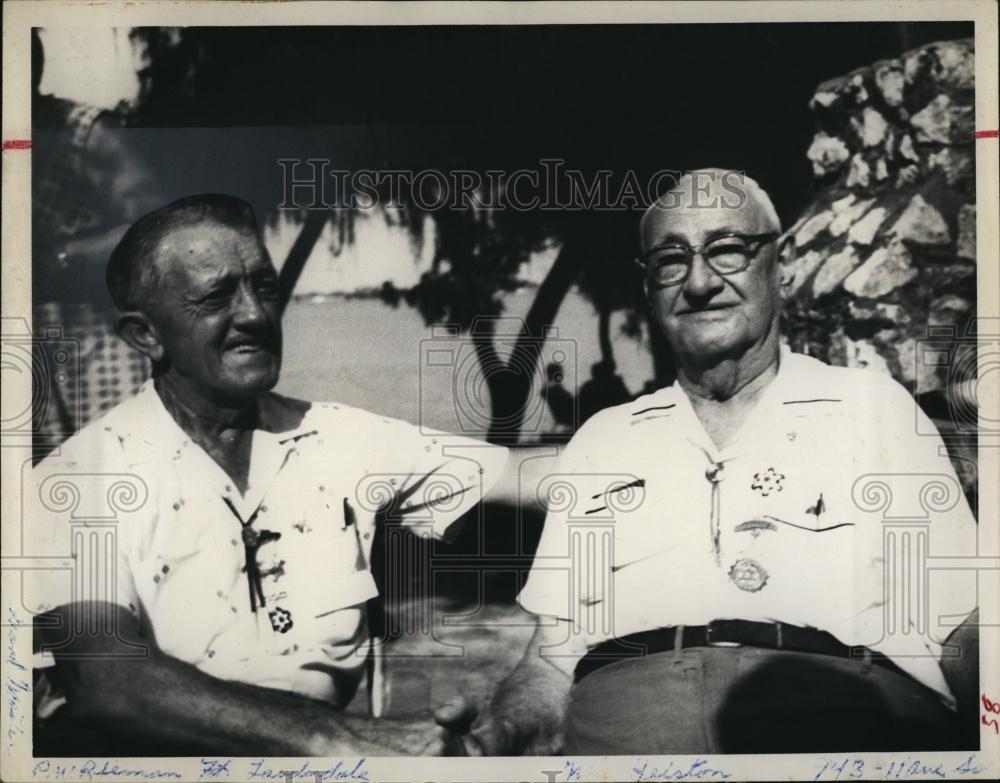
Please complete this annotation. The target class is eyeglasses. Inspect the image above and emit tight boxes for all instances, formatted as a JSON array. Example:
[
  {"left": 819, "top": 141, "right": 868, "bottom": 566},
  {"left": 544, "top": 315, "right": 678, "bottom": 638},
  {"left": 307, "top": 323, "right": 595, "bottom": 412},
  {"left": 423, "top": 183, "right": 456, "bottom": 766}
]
[{"left": 636, "top": 232, "right": 779, "bottom": 287}]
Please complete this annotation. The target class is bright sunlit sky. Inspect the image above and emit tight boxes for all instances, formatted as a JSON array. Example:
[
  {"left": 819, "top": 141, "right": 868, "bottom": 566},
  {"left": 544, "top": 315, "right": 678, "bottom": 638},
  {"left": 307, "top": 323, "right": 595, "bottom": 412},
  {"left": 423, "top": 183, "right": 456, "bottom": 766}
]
[{"left": 37, "top": 28, "right": 141, "bottom": 110}]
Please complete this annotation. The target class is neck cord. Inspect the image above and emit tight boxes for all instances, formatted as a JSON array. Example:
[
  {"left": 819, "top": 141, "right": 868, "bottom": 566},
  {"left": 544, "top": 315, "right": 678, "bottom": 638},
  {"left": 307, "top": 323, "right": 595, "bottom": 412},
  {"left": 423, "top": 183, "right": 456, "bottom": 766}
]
[{"left": 222, "top": 496, "right": 281, "bottom": 612}]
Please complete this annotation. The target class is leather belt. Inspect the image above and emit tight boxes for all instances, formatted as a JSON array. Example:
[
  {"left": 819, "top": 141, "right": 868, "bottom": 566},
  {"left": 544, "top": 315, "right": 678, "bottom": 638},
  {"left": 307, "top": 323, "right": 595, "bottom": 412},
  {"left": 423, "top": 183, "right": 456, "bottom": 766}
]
[{"left": 573, "top": 620, "right": 909, "bottom": 684}]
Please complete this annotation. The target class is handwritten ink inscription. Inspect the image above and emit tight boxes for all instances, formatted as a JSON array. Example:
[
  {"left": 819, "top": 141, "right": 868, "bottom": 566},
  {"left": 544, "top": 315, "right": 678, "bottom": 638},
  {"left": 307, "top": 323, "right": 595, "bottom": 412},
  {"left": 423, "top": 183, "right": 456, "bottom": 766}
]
[
  {"left": 813, "top": 755, "right": 982, "bottom": 781},
  {"left": 981, "top": 693, "right": 1000, "bottom": 736},
  {"left": 199, "top": 759, "right": 231, "bottom": 779},
  {"left": 33, "top": 760, "right": 183, "bottom": 780},
  {"left": 632, "top": 758, "right": 732, "bottom": 781},
  {"left": 6, "top": 607, "right": 30, "bottom": 751}
]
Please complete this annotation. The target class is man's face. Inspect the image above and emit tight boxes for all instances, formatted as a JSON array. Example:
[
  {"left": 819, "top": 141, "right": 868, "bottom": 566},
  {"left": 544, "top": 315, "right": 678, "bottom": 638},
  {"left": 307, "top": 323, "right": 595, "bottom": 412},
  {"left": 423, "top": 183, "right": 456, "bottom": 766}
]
[
  {"left": 145, "top": 220, "right": 283, "bottom": 404},
  {"left": 641, "top": 189, "right": 782, "bottom": 362}
]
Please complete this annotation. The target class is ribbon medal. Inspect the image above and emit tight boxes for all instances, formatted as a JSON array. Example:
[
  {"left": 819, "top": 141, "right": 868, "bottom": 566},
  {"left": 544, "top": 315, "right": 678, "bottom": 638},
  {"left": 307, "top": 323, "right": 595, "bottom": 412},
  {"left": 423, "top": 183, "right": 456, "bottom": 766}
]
[{"left": 728, "top": 558, "right": 769, "bottom": 592}]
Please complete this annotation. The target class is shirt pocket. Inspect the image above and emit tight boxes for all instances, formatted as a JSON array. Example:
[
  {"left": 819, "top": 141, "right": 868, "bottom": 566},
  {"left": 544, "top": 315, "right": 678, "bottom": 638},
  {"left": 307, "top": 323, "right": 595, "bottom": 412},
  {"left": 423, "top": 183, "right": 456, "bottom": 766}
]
[
  {"left": 609, "top": 480, "right": 695, "bottom": 571},
  {"left": 270, "top": 568, "right": 379, "bottom": 654},
  {"left": 268, "top": 502, "right": 380, "bottom": 647},
  {"left": 746, "top": 409, "right": 855, "bottom": 534}
]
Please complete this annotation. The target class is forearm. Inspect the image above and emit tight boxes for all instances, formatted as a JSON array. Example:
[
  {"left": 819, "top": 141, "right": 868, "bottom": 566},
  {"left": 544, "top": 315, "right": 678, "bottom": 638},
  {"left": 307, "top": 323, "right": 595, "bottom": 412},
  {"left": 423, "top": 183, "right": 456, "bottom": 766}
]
[
  {"left": 486, "top": 620, "right": 574, "bottom": 753},
  {"left": 484, "top": 446, "right": 560, "bottom": 508},
  {"left": 940, "top": 608, "right": 979, "bottom": 720},
  {"left": 61, "top": 650, "right": 344, "bottom": 756},
  {"left": 45, "top": 603, "right": 351, "bottom": 756}
]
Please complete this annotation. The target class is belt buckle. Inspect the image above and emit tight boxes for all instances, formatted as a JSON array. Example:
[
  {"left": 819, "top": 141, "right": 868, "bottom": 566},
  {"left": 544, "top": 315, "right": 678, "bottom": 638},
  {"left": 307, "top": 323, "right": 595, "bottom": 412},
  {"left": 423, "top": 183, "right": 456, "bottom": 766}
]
[{"left": 705, "top": 620, "right": 741, "bottom": 648}]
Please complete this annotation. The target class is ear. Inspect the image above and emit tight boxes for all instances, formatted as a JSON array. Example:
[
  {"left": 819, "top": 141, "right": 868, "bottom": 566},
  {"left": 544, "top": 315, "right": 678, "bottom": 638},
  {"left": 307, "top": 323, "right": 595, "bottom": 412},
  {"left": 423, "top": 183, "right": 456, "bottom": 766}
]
[
  {"left": 776, "top": 232, "right": 797, "bottom": 297},
  {"left": 115, "top": 311, "right": 166, "bottom": 364}
]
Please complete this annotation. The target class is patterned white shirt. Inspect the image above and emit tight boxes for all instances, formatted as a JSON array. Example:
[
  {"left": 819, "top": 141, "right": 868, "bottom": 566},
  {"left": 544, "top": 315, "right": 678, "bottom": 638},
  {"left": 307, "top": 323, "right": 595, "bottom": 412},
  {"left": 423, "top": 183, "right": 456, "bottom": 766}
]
[
  {"left": 28, "top": 380, "right": 508, "bottom": 710},
  {"left": 518, "top": 348, "right": 977, "bottom": 705}
]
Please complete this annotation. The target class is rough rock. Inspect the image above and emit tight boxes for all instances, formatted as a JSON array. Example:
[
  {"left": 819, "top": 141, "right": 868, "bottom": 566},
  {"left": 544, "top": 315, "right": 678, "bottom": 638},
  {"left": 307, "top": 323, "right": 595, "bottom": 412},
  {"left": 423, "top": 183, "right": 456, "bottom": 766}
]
[
  {"left": 807, "top": 133, "right": 851, "bottom": 177},
  {"left": 854, "top": 107, "right": 890, "bottom": 147},
  {"left": 843, "top": 241, "right": 917, "bottom": 298},
  {"left": 812, "top": 245, "right": 861, "bottom": 297},
  {"left": 843, "top": 334, "right": 891, "bottom": 374},
  {"left": 956, "top": 204, "right": 976, "bottom": 260},
  {"left": 796, "top": 210, "right": 835, "bottom": 247},
  {"left": 910, "top": 94, "right": 975, "bottom": 144},
  {"left": 829, "top": 198, "right": 875, "bottom": 237},
  {"left": 847, "top": 207, "right": 886, "bottom": 245},
  {"left": 926, "top": 147, "right": 974, "bottom": 186},
  {"left": 902, "top": 39, "right": 975, "bottom": 93},
  {"left": 784, "top": 36, "right": 977, "bottom": 503},
  {"left": 846, "top": 155, "right": 871, "bottom": 188},
  {"left": 830, "top": 194, "right": 855, "bottom": 213},
  {"left": 785, "top": 249, "right": 825, "bottom": 296},
  {"left": 929, "top": 294, "right": 972, "bottom": 325},
  {"left": 894, "top": 337, "right": 941, "bottom": 391},
  {"left": 889, "top": 194, "right": 951, "bottom": 246},
  {"left": 847, "top": 300, "right": 906, "bottom": 328},
  {"left": 897, "top": 133, "right": 919, "bottom": 162},
  {"left": 874, "top": 59, "right": 906, "bottom": 107}
]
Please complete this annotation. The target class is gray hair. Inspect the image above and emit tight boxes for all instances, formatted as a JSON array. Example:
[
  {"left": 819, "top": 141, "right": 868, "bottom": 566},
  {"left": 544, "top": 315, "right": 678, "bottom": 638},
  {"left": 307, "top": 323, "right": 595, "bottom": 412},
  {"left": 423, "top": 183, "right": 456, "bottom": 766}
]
[
  {"left": 640, "top": 168, "right": 781, "bottom": 240},
  {"left": 106, "top": 193, "right": 261, "bottom": 311}
]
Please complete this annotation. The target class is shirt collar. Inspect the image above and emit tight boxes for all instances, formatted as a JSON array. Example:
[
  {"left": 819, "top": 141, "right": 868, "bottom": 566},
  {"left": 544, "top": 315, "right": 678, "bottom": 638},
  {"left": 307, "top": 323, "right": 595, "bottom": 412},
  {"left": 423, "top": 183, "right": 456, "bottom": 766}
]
[
  {"left": 132, "top": 379, "right": 317, "bottom": 442},
  {"left": 127, "top": 380, "right": 320, "bottom": 507},
  {"left": 766, "top": 346, "right": 841, "bottom": 407},
  {"left": 663, "top": 346, "right": 811, "bottom": 457},
  {"left": 664, "top": 345, "right": 821, "bottom": 408}
]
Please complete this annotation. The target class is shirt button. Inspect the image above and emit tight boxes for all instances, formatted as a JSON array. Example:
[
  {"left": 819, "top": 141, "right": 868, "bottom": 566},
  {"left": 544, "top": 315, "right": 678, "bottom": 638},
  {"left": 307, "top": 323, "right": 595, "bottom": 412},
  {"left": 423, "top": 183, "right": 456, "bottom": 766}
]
[{"left": 705, "top": 462, "right": 725, "bottom": 483}]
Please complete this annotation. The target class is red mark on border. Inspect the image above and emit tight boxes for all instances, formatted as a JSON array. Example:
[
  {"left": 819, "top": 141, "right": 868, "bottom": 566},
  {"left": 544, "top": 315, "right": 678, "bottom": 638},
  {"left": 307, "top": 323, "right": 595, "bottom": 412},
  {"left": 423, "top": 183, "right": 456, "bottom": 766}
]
[
  {"left": 974, "top": 129, "right": 999, "bottom": 139},
  {"left": 983, "top": 693, "right": 1000, "bottom": 736},
  {"left": 2, "top": 139, "right": 32, "bottom": 151}
]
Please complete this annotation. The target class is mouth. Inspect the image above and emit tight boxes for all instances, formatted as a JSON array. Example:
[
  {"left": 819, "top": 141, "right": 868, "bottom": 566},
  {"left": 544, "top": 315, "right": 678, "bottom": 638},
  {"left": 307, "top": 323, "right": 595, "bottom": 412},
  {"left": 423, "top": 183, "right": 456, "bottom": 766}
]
[
  {"left": 677, "top": 304, "right": 735, "bottom": 316},
  {"left": 224, "top": 338, "right": 275, "bottom": 355}
]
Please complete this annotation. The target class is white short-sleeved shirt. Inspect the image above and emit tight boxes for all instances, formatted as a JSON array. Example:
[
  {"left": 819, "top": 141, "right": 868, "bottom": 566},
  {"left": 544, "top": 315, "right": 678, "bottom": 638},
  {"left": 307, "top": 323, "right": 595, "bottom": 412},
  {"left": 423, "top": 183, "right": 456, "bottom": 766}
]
[
  {"left": 518, "top": 349, "right": 977, "bottom": 705},
  {"left": 28, "top": 381, "right": 508, "bottom": 710}
]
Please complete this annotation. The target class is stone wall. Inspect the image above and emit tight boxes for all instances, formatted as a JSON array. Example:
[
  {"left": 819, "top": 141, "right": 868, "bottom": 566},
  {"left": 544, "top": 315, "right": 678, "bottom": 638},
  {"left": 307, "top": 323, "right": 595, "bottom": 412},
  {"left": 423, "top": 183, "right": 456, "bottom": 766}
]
[{"left": 782, "top": 38, "right": 979, "bottom": 505}]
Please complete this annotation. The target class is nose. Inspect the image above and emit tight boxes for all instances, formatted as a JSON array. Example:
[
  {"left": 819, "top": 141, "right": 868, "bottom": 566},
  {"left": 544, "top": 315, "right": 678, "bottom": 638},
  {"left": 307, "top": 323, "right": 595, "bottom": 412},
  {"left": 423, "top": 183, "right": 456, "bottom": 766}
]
[
  {"left": 683, "top": 250, "right": 725, "bottom": 300},
  {"left": 232, "top": 282, "right": 269, "bottom": 326}
]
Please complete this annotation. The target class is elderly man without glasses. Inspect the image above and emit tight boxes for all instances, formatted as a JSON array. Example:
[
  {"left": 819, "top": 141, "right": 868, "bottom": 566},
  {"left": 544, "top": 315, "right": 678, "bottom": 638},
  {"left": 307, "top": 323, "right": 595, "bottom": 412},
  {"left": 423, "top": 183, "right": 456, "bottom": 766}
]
[
  {"left": 29, "top": 194, "right": 507, "bottom": 756},
  {"left": 445, "top": 169, "right": 978, "bottom": 755}
]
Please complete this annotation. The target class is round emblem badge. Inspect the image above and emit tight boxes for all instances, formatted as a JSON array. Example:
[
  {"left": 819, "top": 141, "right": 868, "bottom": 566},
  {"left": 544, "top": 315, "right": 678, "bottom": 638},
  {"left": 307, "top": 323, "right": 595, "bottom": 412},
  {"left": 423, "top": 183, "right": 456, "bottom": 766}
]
[{"left": 728, "top": 558, "right": 769, "bottom": 592}]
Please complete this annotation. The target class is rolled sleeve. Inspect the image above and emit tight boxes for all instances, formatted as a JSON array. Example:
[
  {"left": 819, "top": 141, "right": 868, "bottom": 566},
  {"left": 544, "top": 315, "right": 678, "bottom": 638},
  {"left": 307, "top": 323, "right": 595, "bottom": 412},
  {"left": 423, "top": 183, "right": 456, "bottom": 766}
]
[
  {"left": 368, "top": 416, "right": 509, "bottom": 539},
  {"left": 518, "top": 412, "right": 620, "bottom": 623}
]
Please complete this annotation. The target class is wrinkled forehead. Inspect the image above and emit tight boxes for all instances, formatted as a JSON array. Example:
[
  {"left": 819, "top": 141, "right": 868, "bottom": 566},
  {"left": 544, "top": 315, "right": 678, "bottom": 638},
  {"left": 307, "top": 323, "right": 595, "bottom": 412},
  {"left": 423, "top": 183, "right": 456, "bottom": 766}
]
[
  {"left": 641, "top": 172, "right": 775, "bottom": 248},
  {"left": 152, "top": 219, "right": 272, "bottom": 282}
]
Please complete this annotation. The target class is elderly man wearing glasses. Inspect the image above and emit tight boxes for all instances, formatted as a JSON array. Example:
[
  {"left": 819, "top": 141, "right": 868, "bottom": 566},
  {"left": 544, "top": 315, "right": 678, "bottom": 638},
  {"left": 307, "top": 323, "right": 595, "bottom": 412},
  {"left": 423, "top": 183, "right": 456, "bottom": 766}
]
[{"left": 442, "top": 169, "right": 979, "bottom": 755}]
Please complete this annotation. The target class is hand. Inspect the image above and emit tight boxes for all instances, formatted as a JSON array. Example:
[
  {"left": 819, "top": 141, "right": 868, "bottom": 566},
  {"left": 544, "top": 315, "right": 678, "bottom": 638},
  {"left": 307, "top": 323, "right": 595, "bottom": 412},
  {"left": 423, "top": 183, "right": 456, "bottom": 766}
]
[{"left": 433, "top": 697, "right": 548, "bottom": 756}]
